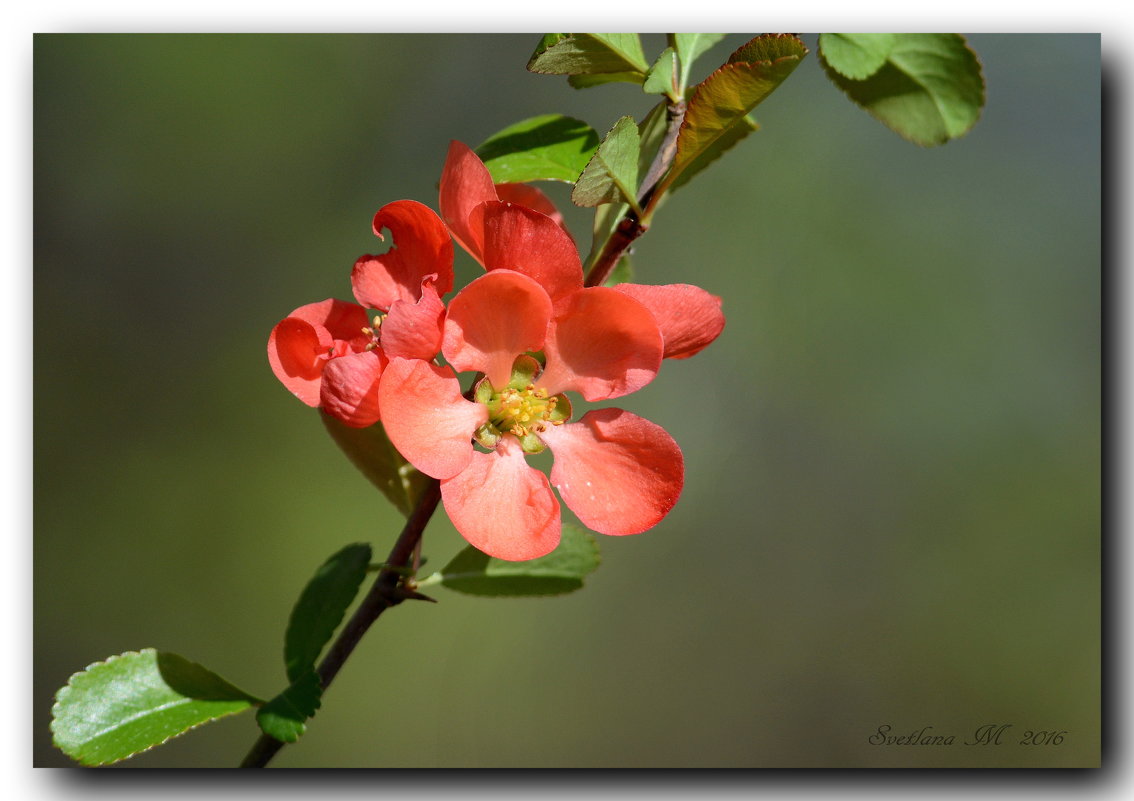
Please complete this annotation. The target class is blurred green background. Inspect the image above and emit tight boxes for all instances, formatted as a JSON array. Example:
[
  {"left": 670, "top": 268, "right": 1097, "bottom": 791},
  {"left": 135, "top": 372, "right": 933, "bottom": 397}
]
[{"left": 34, "top": 34, "right": 1099, "bottom": 768}]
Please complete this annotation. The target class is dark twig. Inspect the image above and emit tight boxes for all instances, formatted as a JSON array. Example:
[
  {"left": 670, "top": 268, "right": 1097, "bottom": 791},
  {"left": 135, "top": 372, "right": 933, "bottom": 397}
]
[{"left": 239, "top": 478, "right": 442, "bottom": 768}]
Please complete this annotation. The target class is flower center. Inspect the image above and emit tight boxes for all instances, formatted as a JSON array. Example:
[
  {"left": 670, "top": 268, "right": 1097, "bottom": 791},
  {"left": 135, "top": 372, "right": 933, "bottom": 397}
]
[
  {"left": 472, "top": 354, "right": 572, "bottom": 454},
  {"left": 488, "top": 384, "right": 558, "bottom": 438}
]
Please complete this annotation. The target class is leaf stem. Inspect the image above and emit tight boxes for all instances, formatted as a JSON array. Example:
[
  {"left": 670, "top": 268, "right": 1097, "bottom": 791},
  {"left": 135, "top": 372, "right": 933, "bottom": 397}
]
[
  {"left": 238, "top": 477, "right": 442, "bottom": 768},
  {"left": 584, "top": 98, "right": 685, "bottom": 288}
]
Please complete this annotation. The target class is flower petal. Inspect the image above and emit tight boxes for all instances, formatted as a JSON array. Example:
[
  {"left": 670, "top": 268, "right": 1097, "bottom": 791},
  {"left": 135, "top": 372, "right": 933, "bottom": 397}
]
[
  {"left": 441, "top": 436, "right": 561, "bottom": 561},
  {"left": 267, "top": 315, "right": 335, "bottom": 407},
  {"left": 537, "top": 287, "right": 663, "bottom": 401},
  {"left": 379, "top": 280, "right": 446, "bottom": 361},
  {"left": 613, "top": 283, "right": 725, "bottom": 359},
  {"left": 442, "top": 270, "right": 553, "bottom": 389},
  {"left": 286, "top": 298, "right": 371, "bottom": 344},
  {"left": 377, "top": 357, "right": 487, "bottom": 480},
  {"left": 319, "top": 350, "right": 386, "bottom": 428},
  {"left": 439, "top": 140, "right": 497, "bottom": 265},
  {"left": 352, "top": 199, "right": 454, "bottom": 310},
  {"left": 540, "top": 408, "right": 684, "bottom": 536},
  {"left": 494, "top": 182, "right": 572, "bottom": 241},
  {"left": 481, "top": 201, "right": 583, "bottom": 302}
]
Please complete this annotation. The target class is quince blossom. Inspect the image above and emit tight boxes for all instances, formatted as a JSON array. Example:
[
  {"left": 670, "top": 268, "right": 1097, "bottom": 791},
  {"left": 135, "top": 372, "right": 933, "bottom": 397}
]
[
  {"left": 267, "top": 199, "right": 454, "bottom": 427},
  {"left": 375, "top": 143, "right": 726, "bottom": 561}
]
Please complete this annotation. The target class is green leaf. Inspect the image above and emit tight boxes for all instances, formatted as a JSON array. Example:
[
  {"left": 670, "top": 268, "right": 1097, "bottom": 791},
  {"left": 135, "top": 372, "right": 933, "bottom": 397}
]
[
  {"left": 423, "top": 524, "right": 601, "bottom": 597},
  {"left": 476, "top": 114, "right": 600, "bottom": 184},
  {"left": 568, "top": 72, "right": 644, "bottom": 90},
  {"left": 673, "top": 33, "right": 726, "bottom": 88},
  {"left": 670, "top": 114, "right": 759, "bottom": 191},
  {"left": 817, "top": 33, "right": 897, "bottom": 79},
  {"left": 321, "top": 410, "right": 432, "bottom": 518},
  {"left": 51, "top": 649, "right": 261, "bottom": 766},
  {"left": 669, "top": 34, "right": 806, "bottom": 189},
  {"left": 571, "top": 116, "right": 641, "bottom": 209},
  {"left": 818, "top": 33, "right": 985, "bottom": 146},
  {"left": 284, "top": 542, "right": 372, "bottom": 683},
  {"left": 255, "top": 670, "right": 322, "bottom": 744},
  {"left": 527, "top": 33, "right": 649, "bottom": 76},
  {"left": 584, "top": 103, "right": 668, "bottom": 271},
  {"left": 643, "top": 47, "right": 677, "bottom": 97}
]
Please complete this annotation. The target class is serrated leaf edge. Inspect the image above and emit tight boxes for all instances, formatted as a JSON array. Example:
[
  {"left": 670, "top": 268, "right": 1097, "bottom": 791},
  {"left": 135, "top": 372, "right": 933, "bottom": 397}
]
[
  {"left": 571, "top": 116, "right": 641, "bottom": 209},
  {"left": 51, "top": 649, "right": 258, "bottom": 766},
  {"left": 674, "top": 54, "right": 802, "bottom": 175}
]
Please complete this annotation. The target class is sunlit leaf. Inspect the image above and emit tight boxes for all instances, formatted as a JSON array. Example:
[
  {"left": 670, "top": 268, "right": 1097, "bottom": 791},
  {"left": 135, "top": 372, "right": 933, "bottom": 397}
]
[
  {"left": 571, "top": 116, "right": 641, "bottom": 208},
  {"left": 527, "top": 33, "right": 649, "bottom": 76},
  {"left": 255, "top": 670, "right": 322, "bottom": 744},
  {"left": 476, "top": 114, "right": 600, "bottom": 184},
  {"left": 673, "top": 33, "right": 726, "bottom": 88},
  {"left": 284, "top": 542, "right": 371, "bottom": 683},
  {"left": 670, "top": 34, "right": 806, "bottom": 189},
  {"left": 585, "top": 103, "right": 669, "bottom": 270},
  {"left": 423, "top": 524, "right": 601, "bottom": 597},
  {"left": 643, "top": 47, "right": 677, "bottom": 96},
  {"left": 321, "top": 410, "right": 432, "bottom": 518},
  {"left": 819, "top": 33, "right": 985, "bottom": 146},
  {"left": 51, "top": 649, "right": 261, "bottom": 766},
  {"left": 817, "top": 33, "right": 897, "bottom": 79}
]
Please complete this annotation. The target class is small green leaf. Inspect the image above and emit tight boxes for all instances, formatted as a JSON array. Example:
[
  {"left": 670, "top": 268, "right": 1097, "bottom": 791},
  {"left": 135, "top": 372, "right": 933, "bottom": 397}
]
[
  {"left": 571, "top": 116, "right": 641, "bottom": 209},
  {"left": 255, "top": 670, "right": 323, "bottom": 744},
  {"left": 51, "top": 649, "right": 261, "bottom": 766},
  {"left": 568, "top": 72, "right": 644, "bottom": 89},
  {"left": 476, "top": 115, "right": 600, "bottom": 184},
  {"left": 584, "top": 103, "right": 668, "bottom": 271},
  {"left": 527, "top": 33, "right": 649, "bottom": 76},
  {"left": 643, "top": 47, "right": 678, "bottom": 97},
  {"left": 284, "top": 542, "right": 372, "bottom": 683},
  {"left": 817, "top": 33, "right": 897, "bottom": 79},
  {"left": 819, "top": 33, "right": 985, "bottom": 146},
  {"left": 669, "top": 34, "right": 806, "bottom": 190},
  {"left": 423, "top": 524, "right": 601, "bottom": 597},
  {"left": 321, "top": 410, "right": 432, "bottom": 518},
  {"left": 673, "top": 33, "right": 726, "bottom": 88}
]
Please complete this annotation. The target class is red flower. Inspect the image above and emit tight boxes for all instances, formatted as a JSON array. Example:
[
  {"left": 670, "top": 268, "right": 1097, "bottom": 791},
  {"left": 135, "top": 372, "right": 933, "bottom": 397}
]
[
  {"left": 440, "top": 141, "right": 725, "bottom": 360},
  {"left": 374, "top": 143, "right": 727, "bottom": 560},
  {"left": 378, "top": 271, "right": 686, "bottom": 561},
  {"left": 268, "top": 199, "right": 453, "bottom": 427}
]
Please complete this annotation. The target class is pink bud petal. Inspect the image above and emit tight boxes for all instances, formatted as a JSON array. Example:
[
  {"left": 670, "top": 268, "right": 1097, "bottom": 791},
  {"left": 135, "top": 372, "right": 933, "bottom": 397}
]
[
  {"left": 319, "top": 350, "right": 386, "bottom": 428},
  {"left": 442, "top": 270, "right": 553, "bottom": 389},
  {"left": 613, "top": 283, "right": 725, "bottom": 359},
  {"left": 540, "top": 408, "right": 684, "bottom": 536},
  {"left": 378, "top": 357, "right": 488, "bottom": 480},
  {"left": 285, "top": 298, "right": 371, "bottom": 344},
  {"left": 267, "top": 315, "right": 334, "bottom": 407},
  {"left": 441, "top": 436, "right": 561, "bottom": 561},
  {"left": 538, "top": 287, "right": 663, "bottom": 401}
]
